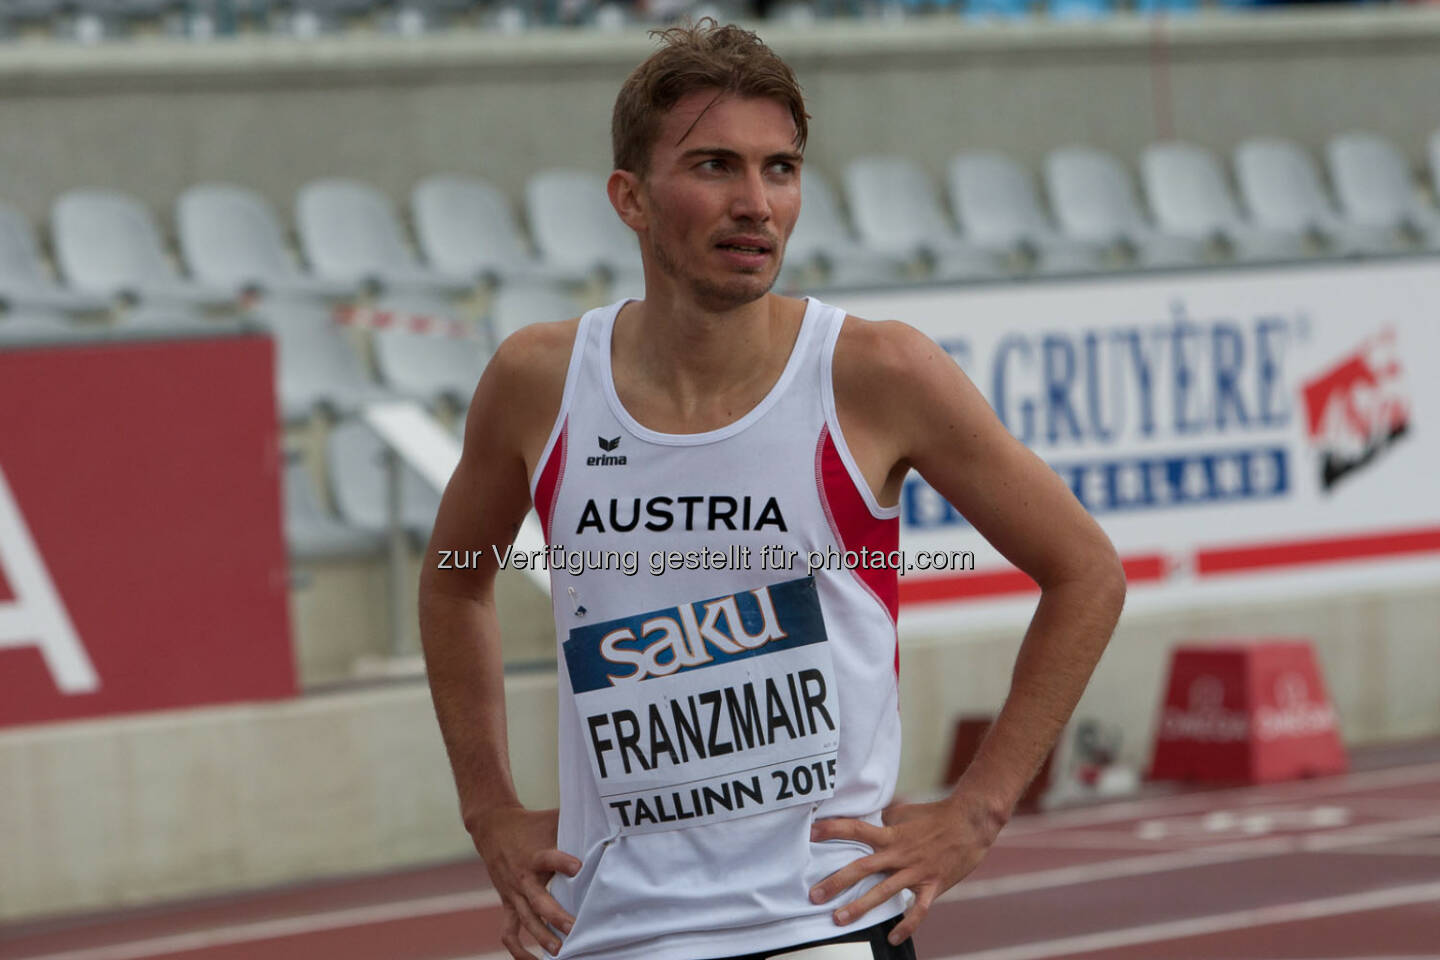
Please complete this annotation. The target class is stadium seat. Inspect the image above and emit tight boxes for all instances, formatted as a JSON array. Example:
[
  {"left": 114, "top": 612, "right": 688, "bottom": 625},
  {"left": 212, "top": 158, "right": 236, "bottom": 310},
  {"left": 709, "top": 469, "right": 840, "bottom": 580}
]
[
  {"left": 843, "top": 156, "right": 1002, "bottom": 282},
  {"left": 1430, "top": 127, "right": 1440, "bottom": 203},
  {"left": 488, "top": 282, "right": 580, "bottom": 343},
  {"left": 0, "top": 311, "right": 83, "bottom": 344},
  {"left": 786, "top": 171, "right": 906, "bottom": 289},
  {"left": 369, "top": 292, "right": 490, "bottom": 406},
  {"left": 1045, "top": 146, "right": 1204, "bottom": 268},
  {"left": 947, "top": 151, "right": 1103, "bottom": 275},
  {"left": 1233, "top": 137, "right": 1383, "bottom": 256},
  {"left": 411, "top": 174, "right": 585, "bottom": 287},
  {"left": 1325, "top": 132, "right": 1440, "bottom": 251},
  {"left": 1140, "top": 141, "right": 1306, "bottom": 262},
  {"left": 283, "top": 451, "right": 384, "bottom": 559},
  {"left": 51, "top": 189, "right": 238, "bottom": 307},
  {"left": 326, "top": 418, "right": 443, "bottom": 536},
  {"left": 0, "top": 202, "right": 111, "bottom": 315},
  {"left": 295, "top": 178, "right": 476, "bottom": 296},
  {"left": 525, "top": 169, "right": 645, "bottom": 288},
  {"left": 178, "top": 184, "right": 358, "bottom": 301},
  {"left": 252, "top": 299, "right": 391, "bottom": 421}
]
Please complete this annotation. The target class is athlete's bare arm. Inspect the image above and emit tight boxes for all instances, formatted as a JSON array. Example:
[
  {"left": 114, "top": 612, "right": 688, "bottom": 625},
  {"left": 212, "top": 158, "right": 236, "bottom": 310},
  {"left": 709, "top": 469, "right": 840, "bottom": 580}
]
[
  {"left": 418, "top": 318, "right": 582, "bottom": 960},
  {"left": 810, "top": 316, "right": 1127, "bottom": 946}
]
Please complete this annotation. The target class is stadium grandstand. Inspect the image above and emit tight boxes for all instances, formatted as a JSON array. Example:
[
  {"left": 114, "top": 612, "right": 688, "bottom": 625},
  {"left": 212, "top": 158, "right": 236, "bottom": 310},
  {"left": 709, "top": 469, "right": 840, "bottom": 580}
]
[{"left": 2, "top": 2, "right": 1440, "bottom": 959}]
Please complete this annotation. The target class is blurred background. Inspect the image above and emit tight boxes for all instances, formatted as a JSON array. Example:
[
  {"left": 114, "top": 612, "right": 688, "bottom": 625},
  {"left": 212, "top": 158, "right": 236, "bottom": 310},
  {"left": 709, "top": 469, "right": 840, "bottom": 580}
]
[{"left": 1, "top": 0, "right": 1439, "bottom": 957}]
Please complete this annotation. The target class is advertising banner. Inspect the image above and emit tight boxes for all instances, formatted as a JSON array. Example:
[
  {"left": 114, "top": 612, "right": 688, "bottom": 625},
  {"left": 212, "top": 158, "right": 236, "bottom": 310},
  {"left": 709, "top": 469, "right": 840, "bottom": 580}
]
[
  {"left": 0, "top": 333, "right": 296, "bottom": 728},
  {"left": 834, "top": 258, "right": 1440, "bottom": 632}
]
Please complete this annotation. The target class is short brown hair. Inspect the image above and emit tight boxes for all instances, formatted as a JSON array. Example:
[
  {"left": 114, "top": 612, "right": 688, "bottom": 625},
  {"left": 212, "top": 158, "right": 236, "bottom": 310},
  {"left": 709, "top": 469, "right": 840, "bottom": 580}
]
[{"left": 612, "top": 18, "right": 809, "bottom": 177}]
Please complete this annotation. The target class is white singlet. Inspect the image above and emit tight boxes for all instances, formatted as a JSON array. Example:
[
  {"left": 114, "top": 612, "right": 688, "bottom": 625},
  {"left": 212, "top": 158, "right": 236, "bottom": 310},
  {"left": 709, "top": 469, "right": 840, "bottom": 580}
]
[{"left": 529, "top": 297, "right": 907, "bottom": 960}]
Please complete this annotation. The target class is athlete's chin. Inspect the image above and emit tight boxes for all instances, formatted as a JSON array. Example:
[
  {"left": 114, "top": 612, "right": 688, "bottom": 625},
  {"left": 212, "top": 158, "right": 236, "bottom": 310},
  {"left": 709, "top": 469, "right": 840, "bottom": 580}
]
[{"left": 691, "top": 273, "right": 777, "bottom": 312}]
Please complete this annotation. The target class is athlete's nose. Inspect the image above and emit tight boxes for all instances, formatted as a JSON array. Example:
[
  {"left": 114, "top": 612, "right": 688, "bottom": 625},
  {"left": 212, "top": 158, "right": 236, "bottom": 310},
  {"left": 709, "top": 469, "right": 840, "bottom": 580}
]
[{"left": 730, "top": 166, "right": 772, "bottom": 223}]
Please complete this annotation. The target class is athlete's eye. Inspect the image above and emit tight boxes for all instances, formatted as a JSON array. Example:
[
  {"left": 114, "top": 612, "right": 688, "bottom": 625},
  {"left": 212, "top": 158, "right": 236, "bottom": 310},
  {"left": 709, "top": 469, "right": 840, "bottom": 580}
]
[{"left": 699, "top": 158, "right": 728, "bottom": 173}]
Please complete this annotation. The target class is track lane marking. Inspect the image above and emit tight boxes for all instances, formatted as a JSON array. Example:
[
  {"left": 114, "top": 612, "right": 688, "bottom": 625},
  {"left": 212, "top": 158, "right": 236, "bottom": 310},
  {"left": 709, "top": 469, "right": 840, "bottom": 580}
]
[
  {"left": 931, "top": 879, "right": 1440, "bottom": 960},
  {"left": 6, "top": 890, "right": 502, "bottom": 960}
]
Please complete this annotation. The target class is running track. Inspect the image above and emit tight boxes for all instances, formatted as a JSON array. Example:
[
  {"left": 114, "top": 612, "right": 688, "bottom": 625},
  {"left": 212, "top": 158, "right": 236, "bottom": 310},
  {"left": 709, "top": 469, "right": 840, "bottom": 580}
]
[{"left": 5, "top": 744, "right": 1439, "bottom": 960}]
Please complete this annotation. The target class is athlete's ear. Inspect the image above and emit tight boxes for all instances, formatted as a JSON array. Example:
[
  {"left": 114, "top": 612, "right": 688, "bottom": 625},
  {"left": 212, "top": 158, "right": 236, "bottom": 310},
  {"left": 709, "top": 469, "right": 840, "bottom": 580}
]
[{"left": 608, "top": 169, "right": 648, "bottom": 233}]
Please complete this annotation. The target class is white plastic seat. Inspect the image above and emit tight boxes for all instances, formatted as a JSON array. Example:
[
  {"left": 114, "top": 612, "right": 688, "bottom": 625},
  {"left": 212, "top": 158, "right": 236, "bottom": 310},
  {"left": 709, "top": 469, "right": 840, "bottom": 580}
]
[
  {"left": 51, "top": 189, "right": 237, "bottom": 307},
  {"left": 525, "top": 169, "right": 644, "bottom": 285},
  {"left": 1326, "top": 132, "right": 1440, "bottom": 251},
  {"left": 488, "top": 282, "right": 579, "bottom": 343},
  {"left": 947, "top": 151, "right": 1103, "bottom": 274},
  {"left": 1233, "top": 137, "right": 1385, "bottom": 256},
  {"left": 296, "top": 178, "right": 475, "bottom": 296},
  {"left": 843, "top": 155, "right": 1001, "bottom": 282},
  {"left": 327, "top": 418, "right": 443, "bottom": 536},
  {"left": 0, "top": 202, "right": 111, "bottom": 314},
  {"left": 412, "top": 174, "right": 585, "bottom": 287},
  {"left": 1045, "top": 146, "right": 1204, "bottom": 268},
  {"left": 283, "top": 452, "right": 384, "bottom": 558},
  {"left": 786, "top": 172, "right": 906, "bottom": 289},
  {"left": 252, "top": 299, "right": 391, "bottom": 421},
  {"left": 178, "top": 184, "right": 358, "bottom": 300},
  {"left": 0, "top": 311, "right": 83, "bottom": 344},
  {"left": 370, "top": 293, "right": 490, "bottom": 405},
  {"left": 1430, "top": 128, "right": 1440, "bottom": 205},
  {"left": 1141, "top": 141, "right": 1306, "bottom": 263}
]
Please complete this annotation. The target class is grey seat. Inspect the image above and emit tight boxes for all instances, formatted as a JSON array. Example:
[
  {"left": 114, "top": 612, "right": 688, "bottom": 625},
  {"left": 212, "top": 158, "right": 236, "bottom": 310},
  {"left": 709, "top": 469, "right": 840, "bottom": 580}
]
[
  {"left": 786, "top": 171, "right": 906, "bottom": 289},
  {"left": 178, "top": 184, "right": 358, "bottom": 300},
  {"left": 51, "top": 189, "right": 237, "bottom": 307},
  {"left": 0, "top": 202, "right": 111, "bottom": 314},
  {"left": 1430, "top": 127, "right": 1440, "bottom": 205},
  {"left": 947, "top": 151, "right": 1103, "bottom": 274},
  {"left": 0, "top": 311, "right": 83, "bottom": 345},
  {"left": 525, "top": 169, "right": 645, "bottom": 287},
  {"left": 412, "top": 175, "right": 586, "bottom": 287},
  {"left": 253, "top": 299, "right": 391, "bottom": 421},
  {"left": 1233, "top": 137, "right": 1382, "bottom": 256},
  {"left": 1326, "top": 132, "right": 1440, "bottom": 252},
  {"left": 327, "top": 418, "right": 443, "bottom": 536},
  {"left": 1045, "top": 146, "right": 1204, "bottom": 268},
  {"left": 843, "top": 156, "right": 1001, "bottom": 282},
  {"left": 488, "top": 282, "right": 578, "bottom": 343},
  {"left": 370, "top": 293, "right": 491, "bottom": 406},
  {"left": 296, "top": 178, "right": 476, "bottom": 296},
  {"left": 1141, "top": 141, "right": 1307, "bottom": 263},
  {"left": 283, "top": 451, "right": 384, "bottom": 559}
]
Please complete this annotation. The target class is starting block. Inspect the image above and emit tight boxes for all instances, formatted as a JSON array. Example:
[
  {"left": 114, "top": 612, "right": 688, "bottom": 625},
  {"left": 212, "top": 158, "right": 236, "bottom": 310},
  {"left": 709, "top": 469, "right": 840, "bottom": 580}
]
[{"left": 1149, "top": 638, "right": 1347, "bottom": 784}]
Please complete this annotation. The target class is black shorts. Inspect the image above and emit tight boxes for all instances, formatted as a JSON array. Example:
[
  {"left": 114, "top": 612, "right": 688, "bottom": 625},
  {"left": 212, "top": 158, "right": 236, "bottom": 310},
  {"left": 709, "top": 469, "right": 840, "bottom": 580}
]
[{"left": 706, "top": 914, "right": 917, "bottom": 960}]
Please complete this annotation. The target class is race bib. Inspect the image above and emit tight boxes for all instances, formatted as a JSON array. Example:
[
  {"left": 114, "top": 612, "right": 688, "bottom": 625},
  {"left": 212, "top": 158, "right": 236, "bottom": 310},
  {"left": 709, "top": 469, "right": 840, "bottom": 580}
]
[{"left": 563, "top": 576, "right": 840, "bottom": 837}]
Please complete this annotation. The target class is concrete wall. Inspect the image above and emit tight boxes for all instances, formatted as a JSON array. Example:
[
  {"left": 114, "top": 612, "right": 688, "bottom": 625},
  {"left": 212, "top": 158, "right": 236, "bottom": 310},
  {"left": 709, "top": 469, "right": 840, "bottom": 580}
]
[{"left": 2, "top": 8, "right": 1440, "bottom": 228}]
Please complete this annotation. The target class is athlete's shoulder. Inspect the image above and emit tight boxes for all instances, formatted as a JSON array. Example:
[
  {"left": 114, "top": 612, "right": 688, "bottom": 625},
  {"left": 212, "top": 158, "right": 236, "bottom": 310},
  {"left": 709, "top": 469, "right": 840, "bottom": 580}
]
[
  {"left": 831, "top": 312, "right": 948, "bottom": 392},
  {"left": 487, "top": 315, "right": 582, "bottom": 393}
]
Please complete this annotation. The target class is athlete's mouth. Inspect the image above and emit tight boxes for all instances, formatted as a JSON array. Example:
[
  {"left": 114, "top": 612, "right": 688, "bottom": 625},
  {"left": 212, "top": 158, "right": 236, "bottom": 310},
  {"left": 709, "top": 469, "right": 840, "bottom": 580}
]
[{"left": 716, "top": 236, "right": 774, "bottom": 255}]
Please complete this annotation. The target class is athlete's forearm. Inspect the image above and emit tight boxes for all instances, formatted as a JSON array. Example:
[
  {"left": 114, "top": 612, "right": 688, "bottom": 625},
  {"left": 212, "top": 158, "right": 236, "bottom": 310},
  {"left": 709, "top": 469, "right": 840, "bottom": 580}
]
[
  {"left": 948, "top": 566, "right": 1125, "bottom": 829},
  {"left": 418, "top": 587, "right": 523, "bottom": 833}
]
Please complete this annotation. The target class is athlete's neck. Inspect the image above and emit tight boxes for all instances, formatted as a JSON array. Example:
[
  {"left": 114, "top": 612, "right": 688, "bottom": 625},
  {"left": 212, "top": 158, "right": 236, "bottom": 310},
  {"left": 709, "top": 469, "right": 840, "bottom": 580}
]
[{"left": 611, "top": 291, "right": 805, "bottom": 435}]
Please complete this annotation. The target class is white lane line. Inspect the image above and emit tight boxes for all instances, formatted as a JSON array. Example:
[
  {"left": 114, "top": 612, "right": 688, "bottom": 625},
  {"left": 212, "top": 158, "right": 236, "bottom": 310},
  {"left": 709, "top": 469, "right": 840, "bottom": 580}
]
[
  {"left": 932, "top": 879, "right": 1440, "bottom": 960},
  {"left": 947, "top": 836, "right": 1296, "bottom": 901},
  {"left": 952, "top": 811, "right": 1440, "bottom": 902},
  {"left": 1005, "top": 762, "right": 1440, "bottom": 836},
  {"left": 7, "top": 889, "right": 502, "bottom": 960}
]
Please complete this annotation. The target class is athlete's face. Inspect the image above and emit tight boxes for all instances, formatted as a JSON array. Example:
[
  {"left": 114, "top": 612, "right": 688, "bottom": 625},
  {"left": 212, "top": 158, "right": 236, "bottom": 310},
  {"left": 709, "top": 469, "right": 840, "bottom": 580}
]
[{"left": 613, "top": 91, "right": 802, "bottom": 311}]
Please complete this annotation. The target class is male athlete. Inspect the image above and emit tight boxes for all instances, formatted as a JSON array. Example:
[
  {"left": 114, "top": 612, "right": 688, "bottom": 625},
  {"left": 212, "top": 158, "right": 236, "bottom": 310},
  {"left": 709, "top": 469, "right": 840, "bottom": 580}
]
[{"left": 419, "top": 20, "right": 1125, "bottom": 960}]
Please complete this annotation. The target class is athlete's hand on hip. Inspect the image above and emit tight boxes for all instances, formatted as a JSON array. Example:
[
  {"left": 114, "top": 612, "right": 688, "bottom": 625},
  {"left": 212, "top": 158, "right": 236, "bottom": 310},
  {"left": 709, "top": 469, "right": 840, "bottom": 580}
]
[
  {"left": 470, "top": 806, "right": 582, "bottom": 959},
  {"left": 808, "top": 796, "right": 1001, "bottom": 946}
]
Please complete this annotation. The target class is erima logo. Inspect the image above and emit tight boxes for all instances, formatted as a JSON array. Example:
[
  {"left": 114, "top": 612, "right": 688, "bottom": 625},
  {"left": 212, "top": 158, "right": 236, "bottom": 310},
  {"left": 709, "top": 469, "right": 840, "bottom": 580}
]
[{"left": 588, "top": 435, "right": 627, "bottom": 467}]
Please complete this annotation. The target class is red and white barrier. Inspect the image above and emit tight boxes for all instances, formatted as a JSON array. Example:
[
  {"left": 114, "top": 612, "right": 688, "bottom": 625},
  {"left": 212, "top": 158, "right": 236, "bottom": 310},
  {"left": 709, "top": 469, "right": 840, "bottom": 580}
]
[{"left": 1149, "top": 638, "right": 1347, "bottom": 783}]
